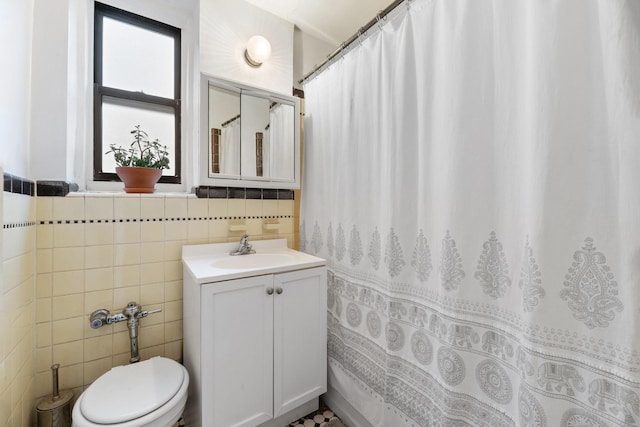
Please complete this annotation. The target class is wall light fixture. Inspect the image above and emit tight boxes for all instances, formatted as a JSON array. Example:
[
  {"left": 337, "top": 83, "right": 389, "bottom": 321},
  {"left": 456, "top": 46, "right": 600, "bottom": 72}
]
[{"left": 244, "top": 35, "right": 271, "bottom": 68}]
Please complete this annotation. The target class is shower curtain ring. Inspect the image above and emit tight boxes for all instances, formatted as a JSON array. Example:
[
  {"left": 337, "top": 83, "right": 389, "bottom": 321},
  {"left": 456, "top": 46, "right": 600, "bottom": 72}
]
[
  {"left": 376, "top": 12, "right": 383, "bottom": 29},
  {"left": 357, "top": 28, "right": 364, "bottom": 46}
]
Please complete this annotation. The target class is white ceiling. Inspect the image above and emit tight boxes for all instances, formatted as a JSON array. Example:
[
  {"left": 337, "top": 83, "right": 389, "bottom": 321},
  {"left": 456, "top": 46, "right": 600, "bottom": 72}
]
[{"left": 243, "top": 0, "right": 393, "bottom": 47}]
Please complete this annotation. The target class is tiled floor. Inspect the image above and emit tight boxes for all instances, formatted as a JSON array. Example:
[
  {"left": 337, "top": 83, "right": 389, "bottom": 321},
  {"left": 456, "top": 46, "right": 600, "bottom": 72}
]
[
  {"left": 289, "top": 404, "right": 345, "bottom": 427},
  {"left": 174, "top": 404, "right": 346, "bottom": 427}
]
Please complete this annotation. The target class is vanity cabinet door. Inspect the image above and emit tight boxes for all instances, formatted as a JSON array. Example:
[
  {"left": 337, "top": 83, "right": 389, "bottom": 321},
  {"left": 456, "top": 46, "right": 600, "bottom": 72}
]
[
  {"left": 273, "top": 267, "right": 327, "bottom": 417},
  {"left": 201, "top": 276, "right": 274, "bottom": 427}
]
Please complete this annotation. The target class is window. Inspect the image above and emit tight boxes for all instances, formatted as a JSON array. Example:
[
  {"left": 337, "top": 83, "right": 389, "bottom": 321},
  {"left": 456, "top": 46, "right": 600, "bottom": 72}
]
[{"left": 94, "top": 2, "right": 181, "bottom": 183}]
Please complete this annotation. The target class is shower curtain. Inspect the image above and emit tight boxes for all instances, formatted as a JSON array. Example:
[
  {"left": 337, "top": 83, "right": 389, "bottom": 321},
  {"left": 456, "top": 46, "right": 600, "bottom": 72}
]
[
  {"left": 300, "top": 0, "right": 640, "bottom": 426},
  {"left": 270, "top": 104, "right": 294, "bottom": 180},
  {"left": 221, "top": 119, "right": 240, "bottom": 175}
]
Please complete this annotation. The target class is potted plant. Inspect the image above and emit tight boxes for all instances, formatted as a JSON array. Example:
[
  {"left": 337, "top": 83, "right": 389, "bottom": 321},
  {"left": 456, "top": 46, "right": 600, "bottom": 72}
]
[{"left": 106, "top": 125, "right": 170, "bottom": 193}]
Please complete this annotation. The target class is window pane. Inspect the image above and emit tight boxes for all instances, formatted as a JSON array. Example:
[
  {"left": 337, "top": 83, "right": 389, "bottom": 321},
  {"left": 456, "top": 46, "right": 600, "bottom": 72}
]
[
  {"left": 102, "top": 97, "right": 176, "bottom": 176},
  {"left": 102, "top": 17, "right": 174, "bottom": 98}
]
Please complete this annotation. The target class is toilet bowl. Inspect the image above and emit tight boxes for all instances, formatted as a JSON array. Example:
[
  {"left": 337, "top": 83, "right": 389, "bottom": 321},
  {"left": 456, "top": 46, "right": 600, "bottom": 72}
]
[{"left": 72, "top": 357, "right": 189, "bottom": 427}]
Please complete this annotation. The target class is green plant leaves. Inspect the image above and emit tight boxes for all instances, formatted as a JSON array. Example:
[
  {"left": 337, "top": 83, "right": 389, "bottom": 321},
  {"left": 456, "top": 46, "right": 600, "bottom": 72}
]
[{"left": 106, "top": 125, "right": 170, "bottom": 169}]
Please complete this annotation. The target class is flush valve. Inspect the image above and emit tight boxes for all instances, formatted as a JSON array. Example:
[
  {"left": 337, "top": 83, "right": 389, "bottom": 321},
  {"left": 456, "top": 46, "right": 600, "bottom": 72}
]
[{"left": 88, "top": 301, "right": 162, "bottom": 363}]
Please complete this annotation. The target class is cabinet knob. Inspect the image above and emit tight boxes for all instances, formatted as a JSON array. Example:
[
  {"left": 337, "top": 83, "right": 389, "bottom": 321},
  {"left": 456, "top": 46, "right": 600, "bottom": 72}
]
[
  {"left": 276, "top": 287, "right": 283, "bottom": 295},
  {"left": 266, "top": 287, "right": 274, "bottom": 295}
]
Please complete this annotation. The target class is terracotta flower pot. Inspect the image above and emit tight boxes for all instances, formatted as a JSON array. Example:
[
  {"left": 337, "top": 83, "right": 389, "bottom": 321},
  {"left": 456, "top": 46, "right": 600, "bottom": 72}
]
[{"left": 115, "top": 166, "right": 162, "bottom": 193}]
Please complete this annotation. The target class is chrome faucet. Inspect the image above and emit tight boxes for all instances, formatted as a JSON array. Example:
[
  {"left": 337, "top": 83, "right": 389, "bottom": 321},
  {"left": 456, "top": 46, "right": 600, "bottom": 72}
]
[
  {"left": 230, "top": 234, "right": 256, "bottom": 255},
  {"left": 89, "top": 301, "right": 161, "bottom": 363}
]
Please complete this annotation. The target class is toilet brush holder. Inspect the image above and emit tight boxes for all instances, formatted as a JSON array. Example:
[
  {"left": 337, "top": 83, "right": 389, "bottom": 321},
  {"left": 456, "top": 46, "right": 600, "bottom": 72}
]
[{"left": 36, "top": 364, "right": 73, "bottom": 427}]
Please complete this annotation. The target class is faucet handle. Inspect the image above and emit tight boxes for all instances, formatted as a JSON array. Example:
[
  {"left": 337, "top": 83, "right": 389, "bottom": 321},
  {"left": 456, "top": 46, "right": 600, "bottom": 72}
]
[{"left": 137, "top": 308, "right": 162, "bottom": 319}]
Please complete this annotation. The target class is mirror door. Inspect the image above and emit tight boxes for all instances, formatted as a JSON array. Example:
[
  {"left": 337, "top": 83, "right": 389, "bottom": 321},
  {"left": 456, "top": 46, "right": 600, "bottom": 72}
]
[
  {"left": 208, "top": 84, "right": 241, "bottom": 177},
  {"left": 240, "top": 94, "right": 270, "bottom": 179},
  {"left": 268, "top": 102, "right": 295, "bottom": 181}
]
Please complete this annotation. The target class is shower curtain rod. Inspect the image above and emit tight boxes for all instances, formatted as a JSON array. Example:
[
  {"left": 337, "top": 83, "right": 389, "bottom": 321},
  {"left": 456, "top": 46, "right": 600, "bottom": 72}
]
[
  {"left": 221, "top": 114, "right": 240, "bottom": 127},
  {"left": 298, "top": 0, "right": 406, "bottom": 84}
]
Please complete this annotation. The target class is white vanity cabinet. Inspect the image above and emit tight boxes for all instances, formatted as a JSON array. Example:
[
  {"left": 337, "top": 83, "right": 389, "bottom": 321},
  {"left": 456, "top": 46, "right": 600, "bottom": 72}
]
[
  {"left": 182, "top": 240, "right": 327, "bottom": 427},
  {"left": 201, "top": 268, "right": 327, "bottom": 427}
]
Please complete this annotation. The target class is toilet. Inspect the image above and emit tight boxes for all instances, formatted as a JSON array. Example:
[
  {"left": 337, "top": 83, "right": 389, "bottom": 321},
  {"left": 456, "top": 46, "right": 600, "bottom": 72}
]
[{"left": 72, "top": 357, "right": 189, "bottom": 427}]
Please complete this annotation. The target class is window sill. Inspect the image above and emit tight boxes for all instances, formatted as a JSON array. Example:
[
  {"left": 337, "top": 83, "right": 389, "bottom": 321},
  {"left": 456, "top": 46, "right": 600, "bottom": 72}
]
[
  {"left": 64, "top": 191, "right": 196, "bottom": 198},
  {"left": 36, "top": 179, "right": 193, "bottom": 198}
]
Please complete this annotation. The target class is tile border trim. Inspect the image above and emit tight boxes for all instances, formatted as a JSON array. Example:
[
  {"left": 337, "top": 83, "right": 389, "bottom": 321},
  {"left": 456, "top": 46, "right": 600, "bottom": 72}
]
[
  {"left": 39, "top": 215, "right": 294, "bottom": 225},
  {"left": 3, "top": 221, "right": 37, "bottom": 229},
  {"left": 194, "top": 186, "right": 294, "bottom": 200},
  {"left": 28, "top": 183, "right": 294, "bottom": 199},
  {"left": 3, "top": 173, "right": 35, "bottom": 196},
  {"left": 36, "top": 181, "right": 79, "bottom": 197}
]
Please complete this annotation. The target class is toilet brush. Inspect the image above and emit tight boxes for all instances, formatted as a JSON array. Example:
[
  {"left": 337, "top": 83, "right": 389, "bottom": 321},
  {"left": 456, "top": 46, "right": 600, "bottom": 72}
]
[{"left": 36, "top": 364, "right": 74, "bottom": 427}]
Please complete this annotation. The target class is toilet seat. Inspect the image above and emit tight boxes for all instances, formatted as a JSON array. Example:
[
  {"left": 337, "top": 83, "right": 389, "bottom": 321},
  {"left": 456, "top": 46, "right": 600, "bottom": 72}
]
[{"left": 72, "top": 357, "right": 189, "bottom": 427}]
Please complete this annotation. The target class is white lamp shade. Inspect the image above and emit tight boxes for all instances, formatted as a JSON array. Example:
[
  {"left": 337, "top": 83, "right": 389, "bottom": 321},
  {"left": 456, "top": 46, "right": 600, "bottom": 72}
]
[{"left": 245, "top": 35, "right": 271, "bottom": 66}]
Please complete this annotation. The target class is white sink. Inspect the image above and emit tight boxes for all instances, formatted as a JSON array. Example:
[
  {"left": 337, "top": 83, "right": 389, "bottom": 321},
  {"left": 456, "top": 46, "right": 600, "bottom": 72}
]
[
  {"left": 182, "top": 239, "right": 326, "bottom": 284},
  {"left": 210, "top": 253, "right": 299, "bottom": 270}
]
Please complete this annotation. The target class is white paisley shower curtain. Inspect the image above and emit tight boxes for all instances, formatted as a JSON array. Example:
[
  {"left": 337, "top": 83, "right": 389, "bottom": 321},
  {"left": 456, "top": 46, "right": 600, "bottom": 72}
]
[
  {"left": 270, "top": 104, "right": 295, "bottom": 180},
  {"left": 300, "top": 0, "right": 640, "bottom": 425},
  {"left": 221, "top": 119, "right": 240, "bottom": 175}
]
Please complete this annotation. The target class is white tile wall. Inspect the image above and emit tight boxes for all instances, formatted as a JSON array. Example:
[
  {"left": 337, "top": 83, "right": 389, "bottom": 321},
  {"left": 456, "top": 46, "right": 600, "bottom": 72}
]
[{"left": 0, "top": 181, "right": 36, "bottom": 427}]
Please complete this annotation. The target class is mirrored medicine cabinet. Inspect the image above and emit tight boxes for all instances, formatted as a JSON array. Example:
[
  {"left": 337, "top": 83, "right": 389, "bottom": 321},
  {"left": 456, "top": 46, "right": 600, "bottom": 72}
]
[{"left": 200, "top": 74, "right": 300, "bottom": 189}]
